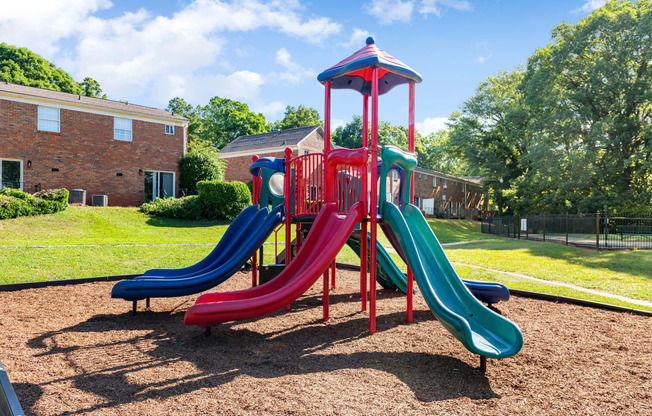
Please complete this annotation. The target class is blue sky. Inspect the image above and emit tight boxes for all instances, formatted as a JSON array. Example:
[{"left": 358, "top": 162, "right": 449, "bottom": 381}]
[{"left": 0, "top": 0, "right": 605, "bottom": 135}]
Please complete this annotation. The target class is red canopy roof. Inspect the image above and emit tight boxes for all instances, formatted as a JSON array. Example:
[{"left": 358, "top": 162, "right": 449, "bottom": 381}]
[{"left": 317, "top": 37, "right": 422, "bottom": 95}]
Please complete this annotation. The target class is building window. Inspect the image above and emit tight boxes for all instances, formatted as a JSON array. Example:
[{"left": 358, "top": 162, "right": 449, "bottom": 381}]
[
  {"left": 38, "top": 106, "right": 60, "bottom": 132},
  {"left": 443, "top": 178, "right": 447, "bottom": 189},
  {"left": 114, "top": 118, "right": 132, "bottom": 142},
  {"left": 144, "top": 171, "right": 175, "bottom": 202},
  {"left": 0, "top": 159, "right": 23, "bottom": 190},
  {"left": 165, "top": 125, "right": 175, "bottom": 135},
  {"left": 414, "top": 196, "right": 420, "bottom": 208},
  {"left": 433, "top": 177, "right": 437, "bottom": 187}
]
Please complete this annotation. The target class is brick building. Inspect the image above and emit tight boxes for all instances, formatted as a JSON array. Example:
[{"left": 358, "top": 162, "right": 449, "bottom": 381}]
[
  {"left": 412, "top": 168, "right": 486, "bottom": 219},
  {"left": 220, "top": 125, "right": 486, "bottom": 219},
  {"left": 0, "top": 82, "right": 188, "bottom": 206},
  {"left": 219, "top": 125, "right": 327, "bottom": 182}
]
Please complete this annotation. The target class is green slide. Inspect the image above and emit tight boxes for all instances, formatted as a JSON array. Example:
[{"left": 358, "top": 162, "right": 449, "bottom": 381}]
[
  {"left": 382, "top": 200, "right": 523, "bottom": 358},
  {"left": 346, "top": 231, "right": 405, "bottom": 292}
]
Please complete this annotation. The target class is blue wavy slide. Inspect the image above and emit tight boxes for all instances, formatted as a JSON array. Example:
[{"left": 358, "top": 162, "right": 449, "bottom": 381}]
[{"left": 111, "top": 204, "right": 284, "bottom": 301}]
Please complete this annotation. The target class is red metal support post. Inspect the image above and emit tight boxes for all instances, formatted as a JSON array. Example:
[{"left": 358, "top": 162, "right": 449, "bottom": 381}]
[
  {"left": 406, "top": 82, "right": 415, "bottom": 322},
  {"left": 360, "top": 93, "right": 369, "bottom": 311},
  {"left": 251, "top": 155, "right": 260, "bottom": 287},
  {"left": 369, "top": 67, "right": 379, "bottom": 333},
  {"left": 323, "top": 81, "right": 331, "bottom": 320},
  {"left": 284, "top": 148, "right": 293, "bottom": 268}
]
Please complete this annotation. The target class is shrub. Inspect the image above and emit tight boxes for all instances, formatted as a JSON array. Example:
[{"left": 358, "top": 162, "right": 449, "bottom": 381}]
[
  {"left": 198, "top": 180, "right": 251, "bottom": 220},
  {"left": 141, "top": 195, "right": 202, "bottom": 220},
  {"left": 0, "top": 188, "right": 68, "bottom": 219},
  {"left": 34, "top": 188, "right": 69, "bottom": 213},
  {"left": 179, "top": 148, "right": 225, "bottom": 195},
  {"left": 0, "top": 195, "right": 32, "bottom": 219}
]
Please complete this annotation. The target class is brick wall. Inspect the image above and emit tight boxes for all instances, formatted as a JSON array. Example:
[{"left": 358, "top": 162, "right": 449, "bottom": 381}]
[
  {"left": 0, "top": 99, "right": 185, "bottom": 206},
  {"left": 222, "top": 151, "right": 287, "bottom": 182},
  {"left": 413, "top": 170, "right": 486, "bottom": 218},
  {"left": 221, "top": 129, "right": 327, "bottom": 182}
]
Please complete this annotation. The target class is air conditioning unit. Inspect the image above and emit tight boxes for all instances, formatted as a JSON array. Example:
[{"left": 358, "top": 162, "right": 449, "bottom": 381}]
[
  {"left": 91, "top": 195, "right": 108, "bottom": 207},
  {"left": 69, "top": 189, "right": 86, "bottom": 205}
]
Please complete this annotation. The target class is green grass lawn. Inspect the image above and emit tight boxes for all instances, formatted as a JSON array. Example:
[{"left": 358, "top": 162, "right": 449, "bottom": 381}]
[{"left": 1, "top": 206, "right": 650, "bottom": 312}]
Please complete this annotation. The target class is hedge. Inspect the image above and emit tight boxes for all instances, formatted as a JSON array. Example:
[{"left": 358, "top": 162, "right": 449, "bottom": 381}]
[
  {"left": 0, "top": 188, "right": 69, "bottom": 220},
  {"left": 179, "top": 148, "right": 225, "bottom": 195},
  {"left": 141, "top": 181, "right": 251, "bottom": 221},
  {"left": 198, "top": 180, "right": 251, "bottom": 220},
  {"left": 140, "top": 195, "right": 202, "bottom": 220}
]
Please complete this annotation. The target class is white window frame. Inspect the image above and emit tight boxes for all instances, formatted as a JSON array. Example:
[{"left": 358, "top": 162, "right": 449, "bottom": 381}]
[
  {"left": 443, "top": 178, "right": 447, "bottom": 189},
  {"left": 165, "top": 125, "right": 175, "bottom": 135},
  {"left": 37, "top": 106, "right": 60, "bottom": 133},
  {"left": 145, "top": 170, "right": 175, "bottom": 201},
  {"left": 433, "top": 177, "right": 437, "bottom": 187},
  {"left": 0, "top": 158, "right": 24, "bottom": 191},
  {"left": 114, "top": 118, "right": 133, "bottom": 142}
]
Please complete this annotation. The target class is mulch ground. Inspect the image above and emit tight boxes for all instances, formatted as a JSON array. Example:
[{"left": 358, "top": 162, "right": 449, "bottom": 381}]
[{"left": 0, "top": 270, "right": 650, "bottom": 416}]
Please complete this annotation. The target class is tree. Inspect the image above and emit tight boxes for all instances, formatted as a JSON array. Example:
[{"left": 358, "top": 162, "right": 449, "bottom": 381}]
[
  {"left": 420, "top": 130, "right": 468, "bottom": 175},
  {"left": 78, "top": 77, "right": 106, "bottom": 99},
  {"left": 198, "top": 96, "right": 269, "bottom": 149},
  {"left": 0, "top": 43, "right": 80, "bottom": 93},
  {"left": 167, "top": 97, "right": 203, "bottom": 146},
  {"left": 179, "top": 148, "right": 225, "bottom": 195},
  {"left": 519, "top": 0, "right": 652, "bottom": 213},
  {"left": 447, "top": 70, "right": 529, "bottom": 214},
  {"left": 269, "top": 105, "right": 322, "bottom": 131}
]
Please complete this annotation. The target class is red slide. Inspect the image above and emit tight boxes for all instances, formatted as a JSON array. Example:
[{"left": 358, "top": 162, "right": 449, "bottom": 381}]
[{"left": 184, "top": 202, "right": 363, "bottom": 327}]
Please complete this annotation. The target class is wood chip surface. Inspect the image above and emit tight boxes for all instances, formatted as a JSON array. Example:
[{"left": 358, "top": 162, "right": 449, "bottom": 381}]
[{"left": 0, "top": 270, "right": 650, "bottom": 415}]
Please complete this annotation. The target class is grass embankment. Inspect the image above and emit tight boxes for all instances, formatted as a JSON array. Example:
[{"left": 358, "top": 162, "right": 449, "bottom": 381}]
[{"left": 0, "top": 207, "right": 650, "bottom": 312}]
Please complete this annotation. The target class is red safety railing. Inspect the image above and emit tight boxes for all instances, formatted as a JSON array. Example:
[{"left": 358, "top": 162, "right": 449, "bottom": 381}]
[
  {"left": 289, "top": 152, "right": 325, "bottom": 217},
  {"left": 326, "top": 148, "right": 369, "bottom": 216},
  {"left": 334, "top": 165, "right": 365, "bottom": 215}
]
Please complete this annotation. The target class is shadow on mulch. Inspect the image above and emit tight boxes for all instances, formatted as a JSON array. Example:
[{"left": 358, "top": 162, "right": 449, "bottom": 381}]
[{"left": 26, "top": 292, "right": 497, "bottom": 415}]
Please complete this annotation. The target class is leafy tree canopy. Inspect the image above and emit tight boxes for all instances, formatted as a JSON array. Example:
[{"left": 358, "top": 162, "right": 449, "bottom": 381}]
[
  {"left": 78, "top": 77, "right": 106, "bottom": 99},
  {"left": 198, "top": 96, "right": 269, "bottom": 149},
  {"left": 0, "top": 43, "right": 81, "bottom": 93},
  {"left": 447, "top": 0, "right": 652, "bottom": 215},
  {"left": 269, "top": 105, "right": 322, "bottom": 131}
]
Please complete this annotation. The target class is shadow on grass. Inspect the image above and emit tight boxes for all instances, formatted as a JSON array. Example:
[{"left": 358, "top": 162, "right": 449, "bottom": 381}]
[
  {"left": 144, "top": 215, "right": 229, "bottom": 229},
  {"left": 27, "top": 293, "right": 497, "bottom": 415},
  {"left": 446, "top": 237, "right": 652, "bottom": 281}
]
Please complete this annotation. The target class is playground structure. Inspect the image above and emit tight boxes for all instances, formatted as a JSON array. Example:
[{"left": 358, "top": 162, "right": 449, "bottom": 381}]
[{"left": 182, "top": 38, "right": 523, "bottom": 365}]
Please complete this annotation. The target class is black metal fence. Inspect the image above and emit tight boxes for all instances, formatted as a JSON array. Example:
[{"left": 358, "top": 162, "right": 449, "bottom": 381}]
[{"left": 482, "top": 212, "right": 652, "bottom": 250}]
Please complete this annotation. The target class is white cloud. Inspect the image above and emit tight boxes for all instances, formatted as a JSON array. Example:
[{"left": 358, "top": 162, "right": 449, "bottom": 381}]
[
  {"left": 365, "top": 0, "right": 471, "bottom": 23},
  {"left": 332, "top": 118, "right": 347, "bottom": 130},
  {"left": 365, "top": 0, "right": 414, "bottom": 24},
  {"left": 474, "top": 41, "right": 491, "bottom": 64},
  {"left": 416, "top": 117, "right": 449, "bottom": 135},
  {"left": 343, "top": 28, "right": 372, "bottom": 48},
  {"left": 419, "top": 0, "right": 471, "bottom": 16},
  {"left": 0, "top": 0, "right": 112, "bottom": 56},
  {"left": 273, "top": 48, "right": 316, "bottom": 85},
  {"left": 0, "top": 0, "right": 342, "bottom": 113},
  {"left": 573, "top": 0, "right": 607, "bottom": 13},
  {"left": 476, "top": 54, "right": 492, "bottom": 64}
]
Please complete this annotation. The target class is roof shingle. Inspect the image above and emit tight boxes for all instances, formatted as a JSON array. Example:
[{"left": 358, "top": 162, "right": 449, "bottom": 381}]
[
  {"left": 0, "top": 81, "right": 187, "bottom": 122},
  {"left": 220, "top": 125, "right": 323, "bottom": 154}
]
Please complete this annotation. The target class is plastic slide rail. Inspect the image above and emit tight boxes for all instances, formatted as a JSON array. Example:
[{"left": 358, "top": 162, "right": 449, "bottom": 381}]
[
  {"left": 382, "top": 201, "right": 523, "bottom": 358},
  {"left": 111, "top": 205, "right": 283, "bottom": 301},
  {"left": 184, "top": 202, "right": 363, "bottom": 327}
]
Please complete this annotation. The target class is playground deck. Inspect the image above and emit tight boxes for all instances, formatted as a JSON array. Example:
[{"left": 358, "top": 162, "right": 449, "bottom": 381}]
[{"left": 0, "top": 271, "right": 649, "bottom": 415}]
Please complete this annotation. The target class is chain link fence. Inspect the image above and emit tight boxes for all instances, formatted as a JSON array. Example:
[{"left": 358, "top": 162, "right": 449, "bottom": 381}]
[{"left": 482, "top": 212, "right": 652, "bottom": 250}]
